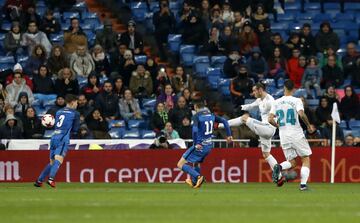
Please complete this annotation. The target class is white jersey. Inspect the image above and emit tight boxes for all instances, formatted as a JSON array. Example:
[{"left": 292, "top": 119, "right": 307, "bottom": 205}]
[
  {"left": 270, "top": 95, "right": 305, "bottom": 144},
  {"left": 242, "top": 93, "right": 275, "bottom": 124}
]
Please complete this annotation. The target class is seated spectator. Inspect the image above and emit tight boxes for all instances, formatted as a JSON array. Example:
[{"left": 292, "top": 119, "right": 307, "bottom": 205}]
[
  {"left": 264, "top": 32, "right": 288, "bottom": 60},
  {"left": 162, "top": 121, "right": 180, "bottom": 139},
  {"left": 246, "top": 47, "right": 268, "bottom": 82},
  {"left": 169, "top": 96, "right": 192, "bottom": 130},
  {"left": 171, "top": 66, "right": 194, "bottom": 94},
  {"left": 232, "top": 11, "right": 249, "bottom": 34},
  {"left": 251, "top": 3, "right": 269, "bottom": 29},
  {"left": 145, "top": 57, "right": 158, "bottom": 84},
  {"left": 342, "top": 42, "right": 360, "bottom": 79},
  {"left": 86, "top": 108, "right": 110, "bottom": 139},
  {"left": 46, "top": 95, "right": 66, "bottom": 116},
  {"left": 223, "top": 48, "right": 246, "bottom": 78},
  {"left": 222, "top": 1, "right": 234, "bottom": 23},
  {"left": 24, "top": 44, "right": 47, "bottom": 76},
  {"left": 286, "top": 49, "right": 305, "bottom": 88},
  {"left": 120, "top": 50, "right": 137, "bottom": 86},
  {"left": 324, "top": 85, "right": 340, "bottom": 106},
  {"left": 151, "top": 102, "right": 168, "bottom": 132},
  {"left": 0, "top": 114, "right": 23, "bottom": 139},
  {"left": 113, "top": 76, "right": 125, "bottom": 98},
  {"left": 91, "top": 44, "right": 111, "bottom": 77},
  {"left": 81, "top": 73, "right": 101, "bottom": 104},
  {"left": 6, "top": 63, "right": 33, "bottom": 90},
  {"left": 255, "top": 22, "right": 272, "bottom": 55},
  {"left": 339, "top": 86, "right": 360, "bottom": 121},
  {"left": 344, "top": 134, "right": 355, "bottom": 147},
  {"left": 3, "top": 21, "right": 23, "bottom": 60},
  {"left": 321, "top": 55, "right": 343, "bottom": 88},
  {"left": 156, "top": 84, "right": 177, "bottom": 111},
  {"left": 319, "top": 46, "right": 342, "bottom": 69},
  {"left": 177, "top": 116, "right": 192, "bottom": 139},
  {"left": 182, "top": 12, "right": 208, "bottom": 46},
  {"left": 13, "top": 92, "right": 30, "bottom": 118},
  {"left": 267, "top": 47, "right": 287, "bottom": 87},
  {"left": 95, "top": 81, "right": 119, "bottom": 121},
  {"left": 181, "top": 88, "right": 193, "bottom": 106},
  {"left": 315, "top": 96, "right": 332, "bottom": 128},
  {"left": 129, "top": 64, "right": 153, "bottom": 98},
  {"left": 230, "top": 65, "right": 253, "bottom": 108},
  {"left": 305, "top": 124, "right": 323, "bottom": 147},
  {"left": 77, "top": 124, "right": 94, "bottom": 139},
  {"left": 5, "top": 72, "right": 34, "bottom": 107},
  {"left": 210, "top": 6, "right": 224, "bottom": 30},
  {"left": 63, "top": 17, "right": 87, "bottom": 54},
  {"left": 201, "top": 26, "right": 225, "bottom": 56},
  {"left": 320, "top": 119, "right": 344, "bottom": 142},
  {"left": 47, "top": 45, "right": 69, "bottom": 76},
  {"left": 95, "top": 19, "right": 118, "bottom": 53},
  {"left": 220, "top": 25, "right": 237, "bottom": 53},
  {"left": 54, "top": 67, "right": 79, "bottom": 96},
  {"left": 39, "top": 9, "right": 61, "bottom": 38},
  {"left": 315, "top": 22, "right": 340, "bottom": 53},
  {"left": 21, "top": 107, "right": 44, "bottom": 139},
  {"left": 77, "top": 94, "right": 93, "bottom": 124},
  {"left": 70, "top": 45, "right": 95, "bottom": 78},
  {"left": 0, "top": 105, "right": 23, "bottom": 129},
  {"left": 21, "top": 21, "right": 52, "bottom": 55},
  {"left": 238, "top": 21, "right": 259, "bottom": 56},
  {"left": 299, "top": 23, "right": 316, "bottom": 57},
  {"left": 119, "top": 89, "right": 142, "bottom": 121},
  {"left": 19, "top": 4, "right": 41, "bottom": 30},
  {"left": 32, "top": 65, "right": 56, "bottom": 105},
  {"left": 199, "top": 0, "right": 211, "bottom": 29},
  {"left": 301, "top": 56, "right": 322, "bottom": 98},
  {"left": 285, "top": 32, "right": 301, "bottom": 53},
  {"left": 119, "top": 20, "right": 143, "bottom": 55}
]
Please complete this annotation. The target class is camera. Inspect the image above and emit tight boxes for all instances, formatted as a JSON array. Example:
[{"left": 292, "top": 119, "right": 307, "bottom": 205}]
[{"left": 159, "top": 135, "right": 167, "bottom": 144}]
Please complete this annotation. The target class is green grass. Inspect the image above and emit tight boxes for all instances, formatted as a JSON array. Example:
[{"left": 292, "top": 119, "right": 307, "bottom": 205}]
[{"left": 0, "top": 183, "right": 359, "bottom": 223}]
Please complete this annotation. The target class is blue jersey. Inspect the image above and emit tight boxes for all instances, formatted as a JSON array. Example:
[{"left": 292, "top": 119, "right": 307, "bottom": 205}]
[{"left": 52, "top": 107, "right": 80, "bottom": 141}]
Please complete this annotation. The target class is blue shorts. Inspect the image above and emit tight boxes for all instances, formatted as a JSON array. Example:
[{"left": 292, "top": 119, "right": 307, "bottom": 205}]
[
  {"left": 182, "top": 145, "right": 212, "bottom": 163},
  {"left": 49, "top": 137, "right": 69, "bottom": 160}
]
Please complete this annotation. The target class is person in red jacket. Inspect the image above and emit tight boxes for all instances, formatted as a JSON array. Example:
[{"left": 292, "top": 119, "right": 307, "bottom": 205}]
[
  {"left": 286, "top": 49, "right": 306, "bottom": 88},
  {"left": 6, "top": 63, "right": 33, "bottom": 90}
]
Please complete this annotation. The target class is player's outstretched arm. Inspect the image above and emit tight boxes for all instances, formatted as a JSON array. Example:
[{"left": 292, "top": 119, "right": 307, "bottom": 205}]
[
  {"left": 241, "top": 100, "right": 259, "bottom": 111},
  {"left": 268, "top": 113, "right": 279, "bottom": 128},
  {"left": 298, "top": 110, "right": 311, "bottom": 131}
]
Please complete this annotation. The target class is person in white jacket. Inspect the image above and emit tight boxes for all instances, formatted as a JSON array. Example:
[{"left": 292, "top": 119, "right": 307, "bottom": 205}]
[
  {"left": 5, "top": 72, "right": 34, "bottom": 107},
  {"left": 21, "top": 21, "right": 52, "bottom": 55},
  {"left": 70, "top": 45, "right": 95, "bottom": 78}
]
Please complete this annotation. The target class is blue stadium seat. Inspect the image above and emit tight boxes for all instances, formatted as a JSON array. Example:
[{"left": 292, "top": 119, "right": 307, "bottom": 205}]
[
  {"left": 108, "top": 128, "right": 124, "bottom": 139},
  {"left": 334, "top": 13, "right": 355, "bottom": 22},
  {"left": 285, "top": 2, "right": 301, "bottom": 12},
  {"left": 274, "top": 89, "right": 284, "bottom": 98},
  {"left": 50, "top": 34, "right": 64, "bottom": 44},
  {"left": 324, "top": 3, "right": 341, "bottom": 11},
  {"left": 63, "top": 12, "right": 80, "bottom": 20},
  {"left": 1, "top": 22, "right": 11, "bottom": 31},
  {"left": 351, "top": 130, "right": 360, "bottom": 137},
  {"left": 218, "top": 78, "right": 231, "bottom": 98},
  {"left": 150, "top": 1, "right": 160, "bottom": 12},
  {"left": 344, "top": 3, "right": 360, "bottom": 13},
  {"left": 141, "top": 130, "right": 156, "bottom": 139},
  {"left": 305, "top": 3, "right": 321, "bottom": 12},
  {"left": 169, "top": 1, "right": 180, "bottom": 11},
  {"left": 0, "top": 33, "right": 5, "bottom": 41},
  {"left": 313, "top": 13, "right": 332, "bottom": 23},
  {"left": 296, "top": 12, "right": 317, "bottom": 21},
  {"left": 349, "top": 120, "right": 360, "bottom": 129},
  {"left": 208, "top": 76, "right": 220, "bottom": 90},
  {"left": 168, "top": 34, "right": 182, "bottom": 52},
  {"left": 339, "top": 121, "right": 349, "bottom": 129},
  {"left": 43, "top": 99, "right": 55, "bottom": 108},
  {"left": 108, "top": 120, "right": 126, "bottom": 129},
  {"left": 271, "top": 22, "right": 289, "bottom": 32},
  {"left": 142, "top": 99, "right": 156, "bottom": 110},
  {"left": 134, "top": 55, "right": 147, "bottom": 64},
  {"left": 347, "top": 30, "right": 359, "bottom": 42},
  {"left": 293, "top": 88, "right": 307, "bottom": 98},
  {"left": 82, "top": 12, "right": 98, "bottom": 19},
  {"left": 211, "top": 56, "right": 227, "bottom": 68},
  {"left": 43, "top": 130, "right": 54, "bottom": 139},
  {"left": 307, "top": 99, "right": 319, "bottom": 109},
  {"left": 128, "top": 119, "right": 145, "bottom": 129},
  {"left": 0, "top": 56, "right": 15, "bottom": 64},
  {"left": 122, "top": 129, "right": 140, "bottom": 139},
  {"left": 206, "top": 67, "right": 222, "bottom": 77},
  {"left": 130, "top": 2, "right": 148, "bottom": 22},
  {"left": 35, "top": 107, "right": 47, "bottom": 117},
  {"left": 180, "top": 45, "right": 196, "bottom": 66},
  {"left": 244, "top": 99, "right": 256, "bottom": 104},
  {"left": 193, "top": 56, "right": 210, "bottom": 77},
  {"left": 277, "top": 14, "right": 295, "bottom": 22}
]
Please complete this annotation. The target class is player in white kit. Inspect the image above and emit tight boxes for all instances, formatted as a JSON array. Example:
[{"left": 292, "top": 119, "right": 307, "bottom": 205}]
[
  {"left": 219, "top": 83, "right": 279, "bottom": 171},
  {"left": 268, "top": 80, "right": 312, "bottom": 191}
]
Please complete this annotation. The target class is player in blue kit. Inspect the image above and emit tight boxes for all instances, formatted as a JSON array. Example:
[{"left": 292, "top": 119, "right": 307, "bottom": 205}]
[
  {"left": 177, "top": 100, "right": 232, "bottom": 189},
  {"left": 34, "top": 94, "right": 80, "bottom": 188}
]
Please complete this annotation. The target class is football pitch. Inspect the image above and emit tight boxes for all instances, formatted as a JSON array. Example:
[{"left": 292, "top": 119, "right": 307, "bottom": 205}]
[{"left": 0, "top": 183, "right": 359, "bottom": 223}]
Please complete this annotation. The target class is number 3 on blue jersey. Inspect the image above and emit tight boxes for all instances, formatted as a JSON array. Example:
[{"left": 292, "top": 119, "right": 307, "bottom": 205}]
[
  {"left": 204, "top": 120, "right": 213, "bottom": 135},
  {"left": 56, "top": 115, "right": 65, "bottom": 127},
  {"left": 276, "top": 108, "right": 296, "bottom": 126}
]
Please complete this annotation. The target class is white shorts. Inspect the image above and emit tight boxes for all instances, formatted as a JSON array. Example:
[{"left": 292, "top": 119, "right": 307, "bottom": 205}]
[
  {"left": 281, "top": 137, "right": 312, "bottom": 161},
  {"left": 246, "top": 117, "right": 276, "bottom": 152}
]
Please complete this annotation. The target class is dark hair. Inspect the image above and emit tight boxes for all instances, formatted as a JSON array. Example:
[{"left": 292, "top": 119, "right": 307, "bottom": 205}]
[
  {"left": 255, "top": 82, "right": 266, "bottom": 90},
  {"left": 284, "top": 79, "right": 294, "bottom": 91},
  {"left": 302, "top": 23, "right": 311, "bottom": 29},
  {"left": 103, "top": 80, "right": 113, "bottom": 87},
  {"left": 65, "top": 94, "right": 78, "bottom": 104},
  {"left": 193, "top": 99, "right": 205, "bottom": 108}
]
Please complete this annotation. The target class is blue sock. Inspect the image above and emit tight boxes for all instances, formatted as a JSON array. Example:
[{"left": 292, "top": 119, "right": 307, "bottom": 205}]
[
  {"left": 37, "top": 163, "right": 52, "bottom": 182},
  {"left": 182, "top": 164, "right": 200, "bottom": 180},
  {"left": 49, "top": 160, "right": 62, "bottom": 180},
  {"left": 191, "top": 166, "right": 201, "bottom": 185}
]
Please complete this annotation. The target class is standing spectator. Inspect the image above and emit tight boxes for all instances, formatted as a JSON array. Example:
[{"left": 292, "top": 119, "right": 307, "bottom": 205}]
[
  {"left": 95, "top": 81, "right": 119, "bottom": 121},
  {"left": 342, "top": 42, "right": 360, "bottom": 79},
  {"left": 255, "top": 22, "right": 272, "bottom": 55},
  {"left": 0, "top": 114, "right": 23, "bottom": 139},
  {"left": 109, "top": 43, "right": 127, "bottom": 78},
  {"left": 220, "top": 25, "right": 237, "bottom": 53},
  {"left": 54, "top": 67, "right": 79, "bottom": 96},
  {"left": 182, "top": 13, "right": 208, "bottom": 46},
  {"left": 63, "top": 17, "right": 87, "bottom": 54},
  {"left": 119, "top": 20, "right": 144, "bottom": 55},
  {"left": 315, "top": 22, "right": 340, "bottom": 53},
  {"left": 299, "top": 23, "right": 316, "bottom": 57},
  {"left": 120, "top": 50, "right": 137, "bottom": 86},
  {"left": 210, "top": 5, "right": 224, "bottom": 30},
  {"left": 178, "top": 1, "right": 194, "bottom": 33},
  {"left": 19, "top": 4, "right": 41, "bottom": 30},
  {"left": 251, "top": 3, "right": 270, "bottom": 29},
  {"left": 86, "top": 108, "right": 110, "bottom": 139},
  {"left": 232, "top": 11, "right": 249, "bottom": 34},
  {"left": 95, "top": 19, "right": 118, "bottom": 53},
  {"left": 6, "top": 63, "right": 33, "bottom": 90},
  {"left": 238, "top": 21, "right": 258, "bottom": 56},
  {"left": 47, "top": 45, "right": 69, "bottom": 76},
  {"left": 91, "top": 44, "right": 111, "bottom": 77},
  {"left": 202, "top": 26, "right": 224, "bottom": 56},
  {"left": 3, "top": 21, "right": 23, "bottom": 60},
  {"left": 302, "top": 56, "right": 322, "bottom": 98},
  {"left": 177, "top": 117, "right": 192, "bottom": 139},
  {"left": 162, "top": 121, "right": 180, "bottom": 139},
  {"left": 230, "top": 65, "right": 253, "bottom": 108},
  {"left": 150, "top": 102, "right": 168, "bottom": 132},
  {"left": 223, "top": 48, "right": 246, "bottom": 78},
  {"left": 339, "top": 86, "right": 360, "bottom": 121},
  {"left": 119, "top": 89, "right": 142, "bottom": 121},
  {"left": 24, "top": 44, "right": 47, "bottom": 76},
  {"left": 321, "top": 55, "right": 344, "bottom": 88},
  {"left": 5, "top": 72, "right": 34, "bottom": 107},
  {"left": 22, "top": 107, "right": 44, "bottom": 139},
  {"left": 199, "top": 0, "right": 211, "bottom": 29},
  {"left": 32, "top": 65, "right": 56, "bottom": 105},
  {"left": 21, "top": 21, "right": 52, "bottom": 55},
  {"left": 156, "top": 84, "right": 177, "bottom": 111},
  {"left": 39, "top": 9, "right": 61, "bottom": 38},
  {"left": 153, "top": 0, "right": 176, "bottom": 60},
  {"left": 222, "top": 1, "right": 234, "bottom": 23},
  {"left": 315, "top": 96, "right": 332, "bottom": 127},
  {"left": 246, "top": 47, "right": 268, "bottom": 82},
  {"left": 168, "top": 96, "right": 192, "bottom": 130},
  {"left": 129, "top": 64, "right": 153, "bottom": 98},
  {"left": 77, "top": 94, "right": 93, "bottom": 124},
  {"left": 171, "top": 66, "right": 194, "bottom": 94},
  {"left": 267, "top": 47, "right": 287, "bottom": 87},
  {"left": 286, "top": 49, "right": 305, "bottom": 88},
  {"left": 70, "top": 45, "right": 95, "bottom": 78},
  {"left": 3, "top": 0, "right": 31, "bottom": 22},
  {"left": 13, "top": 92, "right": 30, "bottom": 118},
  {"left": 112, "top": 76, "right": 126, "bottom": 98}
]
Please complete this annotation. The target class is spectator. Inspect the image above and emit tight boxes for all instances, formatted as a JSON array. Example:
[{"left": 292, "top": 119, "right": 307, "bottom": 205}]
[
  {"left": 44, "top": 0, "right": 76, "bottom": 15},
  {"left": 153, "top": 0, "right": 176, "bottom": 60},
  {"left": 305, "top": 124, "right": 323, "bottom": 147},
  {"left": 286, "top": 49, "right": 305, "bottom": 88},
  {"left": 352, "top": 58, "right": 360, "bottom": 87},
  {"left": 21, "top": 21, "right": 52, "bottom": 55},
  {"left": 21, "top": 107, "right": 44, "bottom": 139},
  {"left": 300, "top": 96, "right": 317, "bottom": 127},
  {"left": 0, "top": 105, "right": 23, "bottom": 129},
  {"left": 264, "top": 32, "right": 288, "bottom": 60},
  {"left": 315, "top": 22, "right": 340, "bottom": 53},
  {"left": 5, "top": 72, "right": 34, "bottom": 107},
  {"left": 54, "top": 67, "right": 79, "bottom": 96},
  {"left": 182, "top": 13, "right": 208, "bottom": 46},
  {"left": 220, "top": 25, "right": 238, "bottom": 53},
  {"left": 222, "top": 1, "right": 235, "bottom": 23},
  {"left": 339, "top": 85, "right": 360, "bottom": 121},
  {"left": 120, "top": 49, "right": 137, "bottom": 86},
  {"left": 324, "top": 85, "right": 340, "bottom": 106},
  {"left": 70, "top": 45, "right": 95, "bottom": 78},
  {"left": 151, "top": 102, "right": 168, "bottom": 132},
  {"left": 46, "top": 95, "right": 66, "bottom": 116},
  {"left": 63, "top": 17, "right": 87, "bottom": 54},
  {"left": 251, "top": 3, "right": 269, "bottom": 29},
  {"left": 47, "top": 45, "right": 69, "bottom": 76},
  {"left": 3, "top": 21, "right": 23, "bottom": 60},
  {"left": 210, "top": 5, "right": 224, "bottom": 30},
  {"left": 3, "top": 0, "right": 31, "bottom": 21},
  {"left": 145, "top": 57, "right": 158, "bottom": 84},
  {"left": 13, "top": 92, "right": 30, "bottom": 118},
  {"left": 320, "top": 119, "right": 344, "bottom": 142},
  {"left": 149, "top": 132, "right": 172, "bottom": 149},
  {"left": 199, "top": 0, "right": 211, "bottom": 29},
  {"left": 86, "top": 108, "right": 111, "bottom": 139},
  {"left": 95, "top": 81, "right": 119, "bottom": 121},
  {"left": 299, "top": 23, "right": 316, "bottom": 57},
  {"left": 109, "top": 43, "right": 127, "bottom": 79},
  {"left": 344, "top": 134, "right": 355, "bottom": 147},
  {"left": 232, "top": 11, "right": 249, "bottom": 34},
  {"left": 321, "top": 55, "right": 344, "bottom": 88},
  {"left": 156, "top": 84, "right": 177, "bottom": 111},
  {"left": 77, "top": 94, "right": 93, "bottom": 124},
  {"left": 201, "top": 26, "right": 225, "bottom": 56},
  {"left": 39, "top": 9, "right": 61, "bottom": 38},
  {"left": 177, "top": 116, "right": 192, "bottom": 139},
  {"left": 155, "top": 66, "right": 172, "bottom": 94},
  {"left": 171, "top": 66, "right": 194, "bottom": 94},
  {"left": 319, "top": 46, "right": 342, "bottom": 69},
  {"left": 119, "top": 20, "right": 144, "bottom": 55},
  {"left": 238, "top": 21, "right": 259, "bottom": 56},
  {"left": 91, "top": 44, "right": 111, "bottom": 77},
  {"left": 162, "top": 121, "right": 180, "bottom": 139},
  {"left": 24, "top": 44, "right": 47, "bottom": 76},
  {"left": 255, "top": 22, "right": 272, "bottom": 55},
  {"left": 82, "top": 73, "right": 101, "bottom": 105},
  {"left": 223, "top": 48, "right": 246, "bottom": 78},
  {"left": 301, "top": 56, "right": 322, "bottom": 98},
  {"left": 246, "top": 47, "right": 268, "bottom": 82},
  {"left": 168, "top": 96, "right": 192, "bottom": 130},
  {"left": 95, "top": 19, "right": 118, "bottom": 53},
  {"left": 182, "top": 88, "right": 193, "bottom": 106},
  {"left": 315, "top": 96, "right": 332, "bottom": 128},
  {"left": 267, "top": 47, "right": 287, "bottom": 87},
  {"left": 6, "top": 63, "right": 33, "bottom": 90},
  {"left": 0, "top": 114, "right": 23, "bottom": 139},
  {"left": 77, "top": 124, "right": 94, "bottom": 139},
  {"left": 19, "top": 4, "right": 41, "bottom": 30},
  {"left": 178, "top": 1, "right": 194, "bottom": 32},
  {"left": 285, "top": 32, "right": 301, "bottom": 53},
  {"left": 32, "top": 65, "right": 56, "bottom": 105},
  {"left": 230, "top": 65, "right": 253, "bottom": 108},
  {"left": 129, "top": 64, "right": 153, "bottom": 98},
  {"left": 112, "top": 76, "right": 126, "bottom": 98},
  {"left": 119, "top": 89, "right": 142, "bottom": 121},
  {"left": 342, "top": 42, "right": 360, "bottom": 79}
]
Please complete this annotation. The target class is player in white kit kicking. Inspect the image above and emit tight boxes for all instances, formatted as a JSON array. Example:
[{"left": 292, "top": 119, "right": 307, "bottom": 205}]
[
  {"left": 268, "top": 80, "right": 312, "bottom": 191},
  {"left": 219, "top": 82, "right": 279, "bottom": 172}
]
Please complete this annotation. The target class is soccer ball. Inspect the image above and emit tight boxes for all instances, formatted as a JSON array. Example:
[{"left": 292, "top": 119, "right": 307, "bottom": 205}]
[{"left": 41, "top": 114, "right": 55, "bottom": 128}]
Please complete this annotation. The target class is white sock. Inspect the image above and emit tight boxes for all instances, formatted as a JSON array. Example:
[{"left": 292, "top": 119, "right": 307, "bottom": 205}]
[
  {"left": 228, "top": 116, "right": 244, "bottom": 127},
  {"left": 265, "top": 155, "right": 278, "bottom": 170},
  {"left": 300, "top": 166, "right": 310, "bottom": 185},
  {"left": 280, "top": 161, "right": 292, "bottom": 170}
]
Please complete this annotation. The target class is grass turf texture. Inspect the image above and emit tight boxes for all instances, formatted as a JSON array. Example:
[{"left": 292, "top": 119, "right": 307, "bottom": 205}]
[{"left": 0, "top": 183, "right": 359, "bottom": 223}]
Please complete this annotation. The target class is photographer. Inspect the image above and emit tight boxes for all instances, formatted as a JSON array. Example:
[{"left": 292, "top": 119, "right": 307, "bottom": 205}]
[{"left": 149, "top": 132, "right": 173, "bottom": 149}]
